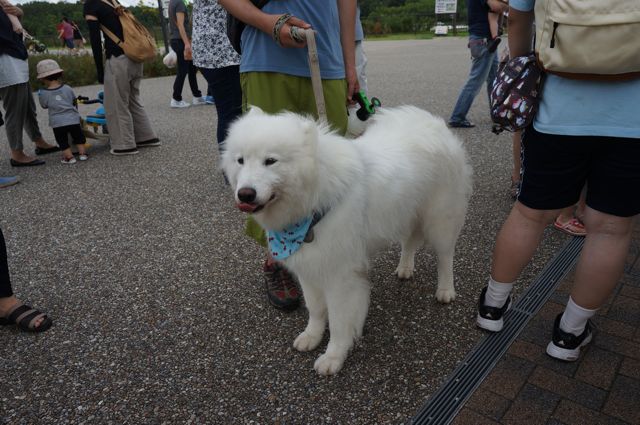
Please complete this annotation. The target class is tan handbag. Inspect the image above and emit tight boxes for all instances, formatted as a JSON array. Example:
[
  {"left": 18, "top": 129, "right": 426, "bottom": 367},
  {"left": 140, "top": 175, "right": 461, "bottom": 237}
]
[
  {"left": 100, "top": 0, "right": 157, "bottom": 63},
  {"left": 535, "top": 0, "right": 640, "bottom": 80}
]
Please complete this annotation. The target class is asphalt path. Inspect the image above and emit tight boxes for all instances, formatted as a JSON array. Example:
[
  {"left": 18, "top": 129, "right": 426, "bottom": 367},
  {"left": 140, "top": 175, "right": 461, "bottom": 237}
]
[{"left": 0, "top": 37, "right": 568, "bottom": 424}]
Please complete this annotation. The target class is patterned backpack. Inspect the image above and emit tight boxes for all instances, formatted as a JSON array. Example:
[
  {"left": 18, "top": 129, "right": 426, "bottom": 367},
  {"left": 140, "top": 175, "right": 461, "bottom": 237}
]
[{"left": 490, "top": 54, "right": 544, "bottom": 134}]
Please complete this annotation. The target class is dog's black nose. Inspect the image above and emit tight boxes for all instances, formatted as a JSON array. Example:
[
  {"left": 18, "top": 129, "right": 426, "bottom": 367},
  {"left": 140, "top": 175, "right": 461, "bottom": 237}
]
[{"left": 237, "top": 187, "right": 257, "bottom": 203}]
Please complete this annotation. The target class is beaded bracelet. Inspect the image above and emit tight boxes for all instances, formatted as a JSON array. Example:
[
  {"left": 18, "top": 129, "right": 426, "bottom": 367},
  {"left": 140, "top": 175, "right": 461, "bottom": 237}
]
[{"left": 272, "top": 13, "right": 293, "bottom": 46}]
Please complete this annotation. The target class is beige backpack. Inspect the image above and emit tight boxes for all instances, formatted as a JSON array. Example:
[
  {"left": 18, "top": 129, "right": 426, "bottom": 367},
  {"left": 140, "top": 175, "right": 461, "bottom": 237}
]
[
  {"left": 535, "top": 0, "right": 640, "bottom": 80},
  {"left": 100, "top": 0, "right": 157, "bottom": 63}
]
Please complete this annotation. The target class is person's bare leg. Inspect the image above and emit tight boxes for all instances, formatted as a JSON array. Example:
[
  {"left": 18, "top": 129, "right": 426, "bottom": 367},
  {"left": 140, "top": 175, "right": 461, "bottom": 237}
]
[
  {"left": 574, "top": 186, "right": 587, "bottom": 222},
  {"left": 33, "top": 136, "right": 57, "bottom": 150},
  {"left": 61, "top": 147, "right": 74, "bottom": 160},
  {"left": 556, "top": 205, "right": 575, "bottom": 225},
  {"left": 570, "top": 207, "right": 635, "bottom": 309},
  {"left": 491, "top": 202, "right": 560, "bottom": 283},
  {"left": 10, "top": 148, "right": 37, "bottom": 163}
]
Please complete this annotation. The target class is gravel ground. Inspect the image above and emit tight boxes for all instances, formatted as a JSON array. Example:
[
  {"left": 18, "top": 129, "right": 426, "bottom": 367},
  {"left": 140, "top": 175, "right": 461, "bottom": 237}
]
[{"left": 0, "top": 38, "right": 568, "bottom": 424}]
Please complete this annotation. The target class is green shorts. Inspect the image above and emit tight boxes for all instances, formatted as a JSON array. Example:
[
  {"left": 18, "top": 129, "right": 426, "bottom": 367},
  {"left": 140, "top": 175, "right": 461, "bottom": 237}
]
[
  {"left": 240, "top": 72, "right": 348, "bottom": 246},
  {"left": 241, "top": 72, "right": 348, "bottom": 134}
]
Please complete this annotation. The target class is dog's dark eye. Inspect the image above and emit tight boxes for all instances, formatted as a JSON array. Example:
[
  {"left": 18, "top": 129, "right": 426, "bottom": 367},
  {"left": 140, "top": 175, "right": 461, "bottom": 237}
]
[
  {"left": 264, "top": 158, "right": 278, "bottom": 166},
  {"left": 237, "top": 157, "right": 244, "bottom": 165}
]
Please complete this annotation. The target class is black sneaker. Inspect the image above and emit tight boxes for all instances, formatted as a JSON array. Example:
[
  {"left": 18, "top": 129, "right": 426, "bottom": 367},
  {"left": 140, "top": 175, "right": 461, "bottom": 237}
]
[
  {"left": 448, "top": 120, "right": 475, "bottom": 129},
  {"left": 110, "top": 148, "right": 139, "bottom": 156},
  {"left": 136, "top": 138, "right": 161, "bottom": 148},
  {"left": 263, "top": 261, "right": 301, "bottom": 311},
  {"left": 546, "top": 314, "right": 594, "bottom": 361},
  {"left": 476, "top": 286, "right": 512, "bottom": 332}
]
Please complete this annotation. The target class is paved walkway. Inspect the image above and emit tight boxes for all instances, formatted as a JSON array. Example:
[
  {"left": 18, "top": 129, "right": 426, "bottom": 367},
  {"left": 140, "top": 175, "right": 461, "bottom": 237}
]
[
  {"left": 453, "top": 227, "right": 640, "bottom": 425},
  {"left": 2, "top": 38, "right": 636, "bottom": 423}
]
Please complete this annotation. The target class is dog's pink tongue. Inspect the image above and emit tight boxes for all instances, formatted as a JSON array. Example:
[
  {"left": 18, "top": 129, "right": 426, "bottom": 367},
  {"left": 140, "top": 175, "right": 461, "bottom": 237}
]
[{"left": 237, "top": 203, "right": 256, "bottom": 213}]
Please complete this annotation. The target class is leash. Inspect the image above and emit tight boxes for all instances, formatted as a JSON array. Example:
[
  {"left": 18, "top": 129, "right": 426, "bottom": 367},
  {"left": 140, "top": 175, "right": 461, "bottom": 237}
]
[
  {"left": 269, "top": 27, "right": 327, "bottom": 252},
  {"left": 290, "top": 28, "right": 326, "bottom": 121},
  {"left": 303, "top": 29, "right": 326, "bottom": 120}
]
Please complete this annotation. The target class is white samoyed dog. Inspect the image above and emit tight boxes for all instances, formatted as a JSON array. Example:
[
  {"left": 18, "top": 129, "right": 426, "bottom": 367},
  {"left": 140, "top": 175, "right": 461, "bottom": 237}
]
[{"left": 222, "top": 106, "right": 472, "bottom": 375}]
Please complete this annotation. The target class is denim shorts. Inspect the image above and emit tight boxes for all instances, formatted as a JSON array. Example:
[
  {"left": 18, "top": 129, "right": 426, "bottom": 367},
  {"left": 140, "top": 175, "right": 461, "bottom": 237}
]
[{"left": 518, "top": 126, "right": 640, "bottom": 217}]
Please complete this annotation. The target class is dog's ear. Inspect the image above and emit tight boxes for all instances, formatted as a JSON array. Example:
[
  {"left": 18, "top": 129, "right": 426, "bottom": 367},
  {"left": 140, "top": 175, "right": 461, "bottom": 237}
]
[{"left": 246, "top": 105, "right": 265, "bottom": 116}]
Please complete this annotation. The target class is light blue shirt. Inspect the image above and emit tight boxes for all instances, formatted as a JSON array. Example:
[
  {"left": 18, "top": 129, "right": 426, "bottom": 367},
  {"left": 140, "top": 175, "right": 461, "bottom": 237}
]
[
  {"left": 240, "top": 0, "right": 345, "bottom": 79},
  {"left": 38, "top": 85, "right": 81, "bottom": 128},
  {"left": 511, "top": 0, "right": 640, "bottom": 138}
]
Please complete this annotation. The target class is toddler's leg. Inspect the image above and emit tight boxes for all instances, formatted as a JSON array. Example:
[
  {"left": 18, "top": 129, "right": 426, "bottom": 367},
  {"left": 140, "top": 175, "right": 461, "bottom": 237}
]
[
  {"left": 53, "top": 126, "right": 75, "bottom": 163},
  {"left": 69, "top": 124, "right": 87, "bottom": 155}
]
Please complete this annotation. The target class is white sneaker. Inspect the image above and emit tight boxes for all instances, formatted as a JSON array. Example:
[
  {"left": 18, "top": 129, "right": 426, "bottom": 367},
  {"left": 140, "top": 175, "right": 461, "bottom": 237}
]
[
  {"left": 170, "top": 99, "right": 190, "bottom": 108},
  {"left": 78, "top": 154, "right": 89, "bottom": 161},
  {"left": 61, "top": 156, "right": 77, "bottom": 164},
  {"left": 192, "top": 96, "right": 207, "bottom": 106}
]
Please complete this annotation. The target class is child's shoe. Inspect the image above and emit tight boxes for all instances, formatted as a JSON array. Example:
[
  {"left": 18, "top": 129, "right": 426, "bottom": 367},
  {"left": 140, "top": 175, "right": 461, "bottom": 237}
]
[
  {"left": 78, "top": 153, "right": 89, "bottom": 161},
  {"left": 61, "top": 156, "right": 77, "bottom": 164}
]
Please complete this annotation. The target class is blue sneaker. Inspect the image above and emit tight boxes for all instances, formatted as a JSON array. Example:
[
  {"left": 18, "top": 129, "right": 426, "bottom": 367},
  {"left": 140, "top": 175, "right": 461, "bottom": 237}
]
[
  {"left": 205, "top": 95, "right": 215, "bottom": 105},
  {"left": 0, "top": 176, "right": 20, "bottom": 188}
]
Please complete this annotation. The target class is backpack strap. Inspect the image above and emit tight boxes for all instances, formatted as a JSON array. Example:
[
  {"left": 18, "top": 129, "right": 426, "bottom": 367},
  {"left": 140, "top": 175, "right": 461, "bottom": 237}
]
[
  {"left": 99, "top": 0, "right": 124, "bottom": 46},
  {"left": 100, "top": 24, "right": 123, "bottom": 46},
  {"left": 100, "top": 0, "right": 120, "bottom": 9}
]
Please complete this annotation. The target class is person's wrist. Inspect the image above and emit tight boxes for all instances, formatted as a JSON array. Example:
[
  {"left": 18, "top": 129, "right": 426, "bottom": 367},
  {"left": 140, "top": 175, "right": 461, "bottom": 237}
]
[{"left": 272, "top": 13, "right": 293, "bottom": 46}]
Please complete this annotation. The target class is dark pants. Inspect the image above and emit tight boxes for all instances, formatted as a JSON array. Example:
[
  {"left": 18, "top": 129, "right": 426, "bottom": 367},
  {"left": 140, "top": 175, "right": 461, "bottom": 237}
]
[
  {"left": 53, "top": 123, "right": 85, "bottom": 150},
  {"left": 200, "top": 65, "right": 242, "bottom": 150},
  {"left": 0, "top": 228, "right": 13, "bottom": 298},
  {"left": 171, "top": 39, "right": 202, "bottom": 102}
]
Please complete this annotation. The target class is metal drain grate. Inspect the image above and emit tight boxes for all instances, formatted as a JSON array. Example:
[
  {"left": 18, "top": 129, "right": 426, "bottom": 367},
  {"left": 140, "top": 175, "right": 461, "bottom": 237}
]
[{"left": 412, "top": 236, "right": 584, "bottom": 425}]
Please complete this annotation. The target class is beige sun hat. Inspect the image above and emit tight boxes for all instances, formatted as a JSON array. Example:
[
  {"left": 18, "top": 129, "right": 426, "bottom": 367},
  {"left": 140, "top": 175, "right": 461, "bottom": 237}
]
[{"left": 36, "top": 59, "right": 64, "bottom": 79}]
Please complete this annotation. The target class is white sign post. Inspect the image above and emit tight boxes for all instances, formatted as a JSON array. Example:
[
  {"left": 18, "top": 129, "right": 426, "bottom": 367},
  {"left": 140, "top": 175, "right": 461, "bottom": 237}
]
[
  {"left": 435, "top": 0, "right": 458, "bottom": 35},
  {"left": 435, "top": 0, "right": 457, "bottom": 15}
]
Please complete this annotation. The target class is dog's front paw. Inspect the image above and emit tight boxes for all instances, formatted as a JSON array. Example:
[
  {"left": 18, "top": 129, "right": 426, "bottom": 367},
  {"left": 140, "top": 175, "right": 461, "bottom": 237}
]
[
  {"left": 435, "top": 288, "right": 456, "bottom": 303},
  {"left": 293, "top": 331, "right": 323, "bottom": 352},
  {"left": 394, "top": 265, "right": 414, "bottom": 280},
  {"left": 314, "top": 353, "right": 345, "bottom": 376}
]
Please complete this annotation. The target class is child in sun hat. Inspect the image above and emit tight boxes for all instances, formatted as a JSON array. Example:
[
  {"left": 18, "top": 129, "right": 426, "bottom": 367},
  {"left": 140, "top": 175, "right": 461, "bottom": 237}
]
[{"left": 36, "top": 59, "right": 88, "bottom": 164}]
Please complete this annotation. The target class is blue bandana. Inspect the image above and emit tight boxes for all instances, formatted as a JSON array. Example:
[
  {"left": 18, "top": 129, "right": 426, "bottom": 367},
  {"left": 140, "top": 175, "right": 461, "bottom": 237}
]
[{"left": 267, "top": 217, "right": 313, "bottom": 260}]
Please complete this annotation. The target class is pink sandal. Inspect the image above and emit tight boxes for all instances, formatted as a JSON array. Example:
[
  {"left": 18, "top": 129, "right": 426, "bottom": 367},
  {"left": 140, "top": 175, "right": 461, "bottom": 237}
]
[{"left": 553, "top": 217, "right": 587, "bottom": 237}]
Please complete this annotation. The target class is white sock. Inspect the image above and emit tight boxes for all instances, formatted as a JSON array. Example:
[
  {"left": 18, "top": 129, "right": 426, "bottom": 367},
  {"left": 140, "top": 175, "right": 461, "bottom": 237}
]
[
  {"left": 559, "top": 297, "right": 597, "bottom": 335},
  {"left": 484, "top": 277, "right": 514, "bottom": 308}
]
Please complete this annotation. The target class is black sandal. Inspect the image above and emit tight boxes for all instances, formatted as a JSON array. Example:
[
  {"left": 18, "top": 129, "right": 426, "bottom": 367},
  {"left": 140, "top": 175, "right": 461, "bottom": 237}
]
[{"left": 0, "top": 304, "right": 53, "bottom": 333}]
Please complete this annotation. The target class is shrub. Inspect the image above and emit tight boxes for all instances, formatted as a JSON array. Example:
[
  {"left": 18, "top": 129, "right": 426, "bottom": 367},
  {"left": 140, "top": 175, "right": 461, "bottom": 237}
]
[{"left": 28, "top": 53, "right": 175, "bottom": 89}]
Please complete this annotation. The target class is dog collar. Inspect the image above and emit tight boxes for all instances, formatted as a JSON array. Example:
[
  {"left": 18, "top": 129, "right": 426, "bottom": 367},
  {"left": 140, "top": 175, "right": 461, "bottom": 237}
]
[{"left": 267, "top": 211, "right": 325, "bottom": 260}]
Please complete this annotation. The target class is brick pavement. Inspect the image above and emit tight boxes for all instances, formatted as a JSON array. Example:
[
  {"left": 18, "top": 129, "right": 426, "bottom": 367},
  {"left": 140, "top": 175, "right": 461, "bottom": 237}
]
[{"left": 453, "top": 225, "right": 640, "bottom": 425}]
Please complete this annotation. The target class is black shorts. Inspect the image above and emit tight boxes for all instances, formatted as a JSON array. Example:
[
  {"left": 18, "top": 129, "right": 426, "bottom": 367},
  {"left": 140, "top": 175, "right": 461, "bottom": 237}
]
[
  {"left": 53, "top": 124, "right": 85, "bottom": 151},
  {"left": 518, "top": 126, "right": 640, "bottom": 217}
]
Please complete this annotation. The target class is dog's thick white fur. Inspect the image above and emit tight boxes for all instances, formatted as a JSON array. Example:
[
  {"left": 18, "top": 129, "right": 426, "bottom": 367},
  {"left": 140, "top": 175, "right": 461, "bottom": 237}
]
[{"left": 222, "top": 106, "right": 472, "bottom": 375}]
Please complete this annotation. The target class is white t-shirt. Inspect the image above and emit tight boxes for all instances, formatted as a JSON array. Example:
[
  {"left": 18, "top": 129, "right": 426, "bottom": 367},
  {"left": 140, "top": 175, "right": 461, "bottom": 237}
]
[{"left": 0, "top": 54, "right": 28, "bottom": 88}]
